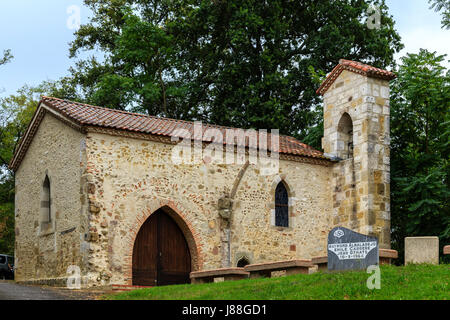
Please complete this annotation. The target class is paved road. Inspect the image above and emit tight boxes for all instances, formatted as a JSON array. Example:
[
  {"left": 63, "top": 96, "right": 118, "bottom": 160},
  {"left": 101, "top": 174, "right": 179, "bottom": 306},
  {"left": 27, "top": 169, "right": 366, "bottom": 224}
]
[
  {"left": 0, "top": 281, "right": 103, "bottom": 300},
  {"left": 0, "top": 281, "right": 68, "bottom": 300}
]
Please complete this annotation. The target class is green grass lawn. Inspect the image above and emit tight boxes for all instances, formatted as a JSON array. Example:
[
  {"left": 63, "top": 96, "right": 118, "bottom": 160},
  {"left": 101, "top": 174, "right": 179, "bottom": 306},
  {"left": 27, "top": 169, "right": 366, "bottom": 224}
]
[{"left": 105, "top": 264, "right": 449, "bottom": 300}]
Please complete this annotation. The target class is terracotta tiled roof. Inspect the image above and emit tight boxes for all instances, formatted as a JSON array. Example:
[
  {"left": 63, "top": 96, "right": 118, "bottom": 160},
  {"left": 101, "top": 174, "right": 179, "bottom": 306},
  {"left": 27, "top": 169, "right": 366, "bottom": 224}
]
[
  {"left": 316, "top": 59, "right": 396, "bottom": 95},
  {"left": 10, "top": 97, "right": 329, "bottom": 171}
]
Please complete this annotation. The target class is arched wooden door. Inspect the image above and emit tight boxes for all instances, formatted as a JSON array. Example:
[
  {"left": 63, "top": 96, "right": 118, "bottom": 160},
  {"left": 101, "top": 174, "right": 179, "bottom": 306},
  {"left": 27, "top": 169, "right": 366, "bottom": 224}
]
[{"left": 132, "top": 209, "right": 191, "bottom": 286}]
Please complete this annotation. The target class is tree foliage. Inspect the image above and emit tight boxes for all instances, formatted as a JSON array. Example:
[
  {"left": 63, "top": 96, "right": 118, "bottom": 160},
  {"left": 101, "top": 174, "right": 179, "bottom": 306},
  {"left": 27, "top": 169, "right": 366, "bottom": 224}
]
[
  {"left": 67, "top": 0, "right": 402, "bottom": 146},
  {"left": 0, "top": 83, "right": 69, "bottom": 255},
  {"left": 0, "top": 49, "right": 13, "bottom": 66},
  {"left": 390, "top": 49, "right": 450, "bottom": 263},
  {"left": 0, "top": 86, "right": 41, "bottom": 170},
  {"left": 0, "top": 185, "right": 14, "bottom": 255},
  {"left": 429, "top": 0, "right": 450, "bottom": 29}
]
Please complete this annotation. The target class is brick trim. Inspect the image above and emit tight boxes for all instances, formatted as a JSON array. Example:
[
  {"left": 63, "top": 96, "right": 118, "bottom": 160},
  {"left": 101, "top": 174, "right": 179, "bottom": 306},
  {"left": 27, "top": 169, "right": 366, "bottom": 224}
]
[{"left": 123, "top": 200, "right": 204, "bottom": 285}]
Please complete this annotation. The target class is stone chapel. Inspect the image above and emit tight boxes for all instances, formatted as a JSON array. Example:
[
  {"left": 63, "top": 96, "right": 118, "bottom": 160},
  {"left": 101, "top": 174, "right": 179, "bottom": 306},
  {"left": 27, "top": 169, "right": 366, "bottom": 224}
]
[{"left": 10, "top": 59, "right": 395, "bottom": 287}]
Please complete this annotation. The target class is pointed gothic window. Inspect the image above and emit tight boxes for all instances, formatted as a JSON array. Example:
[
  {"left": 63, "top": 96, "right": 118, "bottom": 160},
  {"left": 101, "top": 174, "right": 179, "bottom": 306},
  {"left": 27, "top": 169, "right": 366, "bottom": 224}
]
[
  {"left": 275, "top": 182, "right": 289, "bottom": 227},
  {"left": 42, "top": 175, "right": 51, "bottom": 223}
]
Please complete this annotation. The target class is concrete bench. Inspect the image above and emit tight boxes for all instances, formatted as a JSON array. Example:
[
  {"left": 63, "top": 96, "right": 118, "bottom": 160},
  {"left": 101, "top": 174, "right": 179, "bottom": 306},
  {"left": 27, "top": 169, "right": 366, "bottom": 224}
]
[
  {"left": 190, "top": 268, "right": 249, "bottom": 284},
  {"left": 444, "top": 245, "right": 450, "bottom": 255},
  {"left": 311, "top": 256, "right": 328, "bottom": 271},
  {"left": 244, "top": 260, "right": 314, "bottom": 278},
  {"left": 311, "top": 249, "right": 398, "bottom": 270},
  {"left": 379, "top": 249, "right": 398, "bottom": 265}
]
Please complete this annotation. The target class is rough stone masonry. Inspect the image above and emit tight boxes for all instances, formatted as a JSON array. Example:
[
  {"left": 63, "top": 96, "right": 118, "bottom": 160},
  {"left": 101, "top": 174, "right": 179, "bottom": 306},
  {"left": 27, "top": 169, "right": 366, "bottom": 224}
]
[{"left": 11, "top": 59, "right": 395, "bottom": 287}]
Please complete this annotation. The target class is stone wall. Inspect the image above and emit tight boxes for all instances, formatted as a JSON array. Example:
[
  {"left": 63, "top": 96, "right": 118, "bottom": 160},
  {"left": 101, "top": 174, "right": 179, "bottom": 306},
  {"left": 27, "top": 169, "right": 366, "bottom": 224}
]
[
  {"left": 14, "top": 112, "right": 87, "bottom": 283},
  {"left": 322, "top": 70, "right": 391, "bottom": 248},
  {"left": 83, "top": 130, "right": 333, "bottom": 286}
]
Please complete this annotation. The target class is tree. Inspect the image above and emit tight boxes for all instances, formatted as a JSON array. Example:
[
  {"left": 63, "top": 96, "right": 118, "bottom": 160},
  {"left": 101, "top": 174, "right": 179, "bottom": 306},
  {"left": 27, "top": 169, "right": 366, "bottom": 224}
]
[
  {"left": 68, "top": 0, "right": 403, "bottom": 147},
  {"left": 0, "top": 86, "right": 38, "bottom": 255},
  {"left": 429, "top": 0, "right": 450, "bottom": 29},
  {"left": 69, "top": 0, "right": 187, "bottom": 115},
  {"left": 0, "top": 49, "right": 13, "bottom": 66},
  {"left": 0, "top": 86, "right": 47, "bottom": 171},
  {"left": 390, "top": 49, "right": 450, "bottom": 263},
  {"left": 0, "top": 181, "right": 14, "bottom": 255},
  {"left": 0, "top": 83, "right": 73, "bottom": 255}
]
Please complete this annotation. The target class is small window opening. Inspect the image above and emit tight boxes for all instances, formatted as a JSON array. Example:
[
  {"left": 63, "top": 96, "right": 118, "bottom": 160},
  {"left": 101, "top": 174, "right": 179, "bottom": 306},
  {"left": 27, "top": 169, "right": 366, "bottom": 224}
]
[
  {"left": 348, "top": 130, "right": 354, "bottom": 159},
  {"left": 42, "top": 175, "right": 51, "bottom": 223},
  {"left": 237, "top": 257, "right": 250, "bottom": 268},
  {"left": 337, "top": 113, "right": 354, "bottom": 160},
  {"left": 275, "top": 182, "right": 289, "bottom": 227}
]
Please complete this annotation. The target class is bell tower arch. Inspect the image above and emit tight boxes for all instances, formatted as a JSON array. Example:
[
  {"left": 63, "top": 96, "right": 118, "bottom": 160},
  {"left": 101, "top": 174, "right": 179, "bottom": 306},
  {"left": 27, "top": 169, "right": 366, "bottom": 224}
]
[{"left": 318, "top": 59, "right": 396, "bottom": 248}]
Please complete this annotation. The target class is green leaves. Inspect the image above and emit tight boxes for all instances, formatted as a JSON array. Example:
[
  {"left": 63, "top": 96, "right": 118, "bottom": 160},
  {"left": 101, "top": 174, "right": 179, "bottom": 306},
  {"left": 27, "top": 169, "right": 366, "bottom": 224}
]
[
  {"left": 0, "top": 82, "right": 79, "bottom": 255},
  {"left": 429, "top": 0, "right": 450, "bottom": 29},
  {"left": 390, "top": 49, "right": 450, "bottom": 262},
  {"left": 0, "top": 49, "right": 13, "bottom": 66},
  {"left": 0, "top": 201, "right": 14, "bottom": 255},
  {"left": 65, "top": 0, "right": 402, "bottom": 146},
  {"left": 0, "top": 86, "right": 41, "bottom": 170}
]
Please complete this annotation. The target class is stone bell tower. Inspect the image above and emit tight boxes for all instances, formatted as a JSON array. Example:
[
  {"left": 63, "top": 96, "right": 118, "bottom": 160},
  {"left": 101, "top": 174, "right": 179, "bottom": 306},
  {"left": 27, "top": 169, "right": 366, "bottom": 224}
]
[{"left": 317, "top": 59, "right": 396, "bottom": 249}]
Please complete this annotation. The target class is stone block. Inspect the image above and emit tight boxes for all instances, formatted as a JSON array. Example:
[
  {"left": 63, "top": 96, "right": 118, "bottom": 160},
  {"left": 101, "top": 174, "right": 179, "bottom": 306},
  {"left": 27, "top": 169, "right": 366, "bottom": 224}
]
[
  {"left": 88, "top": 232, "right": 99, "bottom": 242},
  {"left": 405, "top": 237, "right": 439, "bottom": 265},
  {"left": 381, "top": 86, "right": 389, "bottom": 99},
  {"left": 89, "top": 204, "right": 101, "bottom": 214},
  {"left": 375, "top": 97, "right": 386, "bottom": 106}
]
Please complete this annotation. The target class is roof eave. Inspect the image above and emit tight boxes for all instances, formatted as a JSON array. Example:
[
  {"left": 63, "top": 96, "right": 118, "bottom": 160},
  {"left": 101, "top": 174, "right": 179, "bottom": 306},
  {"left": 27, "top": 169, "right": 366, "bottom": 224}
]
[
  {"left": 9, "top": 100, "right": 85, "bottom": 172},
  {"left": 316, "top": 61, "right": 397, "bottom": 96}
]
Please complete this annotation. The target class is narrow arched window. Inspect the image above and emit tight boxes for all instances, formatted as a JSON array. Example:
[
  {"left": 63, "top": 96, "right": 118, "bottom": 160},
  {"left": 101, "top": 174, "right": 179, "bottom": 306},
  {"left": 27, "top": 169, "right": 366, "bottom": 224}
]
[
  {"left": 275, "top": 182, "right": 289, "bottom": 227},
  {"left": 337, "top": 113, "right": 354, "bottom": 159},
  {"left": 42, "top": 175, "right": 51, "bottom": 223}
]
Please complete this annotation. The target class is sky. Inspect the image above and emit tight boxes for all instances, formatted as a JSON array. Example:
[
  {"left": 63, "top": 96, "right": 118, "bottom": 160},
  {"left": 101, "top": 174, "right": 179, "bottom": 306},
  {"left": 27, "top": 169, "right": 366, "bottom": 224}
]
[{"left": 0, "top": 0, "right": 449, "bottom": 99}]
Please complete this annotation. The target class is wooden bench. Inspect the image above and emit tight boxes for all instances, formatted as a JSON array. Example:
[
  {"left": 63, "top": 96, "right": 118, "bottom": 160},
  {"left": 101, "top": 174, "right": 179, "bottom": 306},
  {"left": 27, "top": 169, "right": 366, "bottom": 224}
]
[
  {"left": 244, "top": 260, "right": 314, "bottom": 278},
  {"left": 444, "top": 245, "right": 450, "bottom": 255},
  {"left": 190, "top": 268, "right": 249, "bottom": 284}
]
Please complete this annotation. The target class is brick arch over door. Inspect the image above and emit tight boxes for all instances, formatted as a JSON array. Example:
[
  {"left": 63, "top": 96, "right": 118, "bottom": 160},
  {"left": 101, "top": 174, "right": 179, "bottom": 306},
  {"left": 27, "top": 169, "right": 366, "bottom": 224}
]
[{"left": 124, "top": 200, "right": 203, "bottom": 285}]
